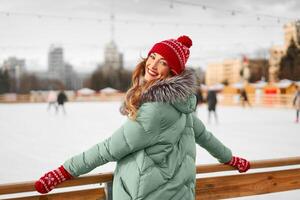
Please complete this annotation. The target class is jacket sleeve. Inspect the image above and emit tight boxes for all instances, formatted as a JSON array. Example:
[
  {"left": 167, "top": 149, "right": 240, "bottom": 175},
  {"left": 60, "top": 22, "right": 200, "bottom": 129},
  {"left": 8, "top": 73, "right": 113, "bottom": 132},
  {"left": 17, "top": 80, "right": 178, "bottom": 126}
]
[
  {"left": 192, "top": 114, "right": 232, "bottom": 163},
  {"left": 63, "top": 103, "right": 161, "bottom": 177}
]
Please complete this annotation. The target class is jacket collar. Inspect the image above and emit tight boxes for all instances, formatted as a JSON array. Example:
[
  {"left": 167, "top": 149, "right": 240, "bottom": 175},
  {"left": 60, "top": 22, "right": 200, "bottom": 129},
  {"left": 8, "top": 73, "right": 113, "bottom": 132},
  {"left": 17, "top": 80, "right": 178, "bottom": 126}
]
[
  {"left": 140, "top": 68, "right": 197, "bottom": 104},
  {"left": 120, "top": 68, "right": 197, "bottom": 115}
]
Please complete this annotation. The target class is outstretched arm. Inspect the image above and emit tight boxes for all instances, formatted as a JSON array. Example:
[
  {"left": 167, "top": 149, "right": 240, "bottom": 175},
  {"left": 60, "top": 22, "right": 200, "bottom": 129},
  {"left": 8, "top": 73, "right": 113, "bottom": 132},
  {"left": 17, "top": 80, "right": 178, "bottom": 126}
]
[
  {"left": 35, "top": 102, "right": 161, "bottom": 194},
  {"left": 63, "top": 118, "right": 157, "bottom": 177},
  {"left": 192, "top": 114, "right": 232, "bottom": 163},
  {"left": 192, "top": 114, "right": 250, "bottom": 172}
]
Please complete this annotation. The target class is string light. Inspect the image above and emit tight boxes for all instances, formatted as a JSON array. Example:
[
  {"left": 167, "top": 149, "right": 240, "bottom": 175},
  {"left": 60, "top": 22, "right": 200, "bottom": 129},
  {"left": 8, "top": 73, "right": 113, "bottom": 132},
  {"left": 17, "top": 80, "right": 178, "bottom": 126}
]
[
  {"left": 0, "top": 10, "right": 109, "bottom": 23},
  {"left": 0, "top": 0, "right": 298, "bottom": 29},
  {"left": 1, "top": 1, "right": 297, "bottom": 26},
  {"left": 0, "top": 10, "right": 282, "bottom": 29},
  {"left": 163, "top": 0, "right": 297, "bottom": 22}
]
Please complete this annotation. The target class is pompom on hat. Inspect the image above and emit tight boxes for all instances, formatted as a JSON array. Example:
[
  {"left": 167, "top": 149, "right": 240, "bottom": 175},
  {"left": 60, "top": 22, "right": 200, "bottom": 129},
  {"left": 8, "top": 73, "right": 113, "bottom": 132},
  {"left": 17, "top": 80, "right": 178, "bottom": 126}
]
[{"left": 148, "top": 35, "right": 192, "bottom": 75}]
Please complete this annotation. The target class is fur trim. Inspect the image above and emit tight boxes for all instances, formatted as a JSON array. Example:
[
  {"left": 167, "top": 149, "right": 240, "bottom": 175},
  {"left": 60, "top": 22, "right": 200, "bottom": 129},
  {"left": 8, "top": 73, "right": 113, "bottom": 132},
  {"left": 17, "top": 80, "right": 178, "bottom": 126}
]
[
  {"left": 120, "top": 69, "right": 197, "bottom": 115},
  {"left": 141, "top": 69, "right": 196, "bottom": 103}
]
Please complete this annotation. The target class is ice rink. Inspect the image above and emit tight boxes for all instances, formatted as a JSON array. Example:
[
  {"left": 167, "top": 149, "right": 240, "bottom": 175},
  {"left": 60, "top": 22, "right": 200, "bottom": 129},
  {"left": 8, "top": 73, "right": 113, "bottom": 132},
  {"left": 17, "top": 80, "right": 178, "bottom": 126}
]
[{"left": 0, "top": 101, "right": 299, "bottom": 199}]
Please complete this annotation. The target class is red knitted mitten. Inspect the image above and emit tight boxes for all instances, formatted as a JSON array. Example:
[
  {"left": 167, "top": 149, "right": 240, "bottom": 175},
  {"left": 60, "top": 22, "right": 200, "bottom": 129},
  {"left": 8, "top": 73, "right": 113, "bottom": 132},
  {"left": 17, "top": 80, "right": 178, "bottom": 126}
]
[
  {"left": 226, "top": 156, "right": 250, "bottom": 173},
  {"left": 35, "top": 165, "right": 72, "bottom": 194}
]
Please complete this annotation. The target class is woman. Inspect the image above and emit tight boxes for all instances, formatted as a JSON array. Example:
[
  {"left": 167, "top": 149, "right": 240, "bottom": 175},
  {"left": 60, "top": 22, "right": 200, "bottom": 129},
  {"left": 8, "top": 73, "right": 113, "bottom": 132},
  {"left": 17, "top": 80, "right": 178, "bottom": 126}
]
[
  {"left": 293, "top": 85, "right": 300, "bottom": 123},
  {"left": 35, "top": 35, "right": 250, "bottom": 199}
]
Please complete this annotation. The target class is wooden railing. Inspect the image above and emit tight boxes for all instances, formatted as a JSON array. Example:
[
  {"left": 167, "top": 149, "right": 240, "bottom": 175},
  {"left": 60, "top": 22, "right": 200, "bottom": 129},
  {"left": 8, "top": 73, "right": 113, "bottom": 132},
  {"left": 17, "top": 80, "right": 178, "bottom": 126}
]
[{"left": 1, "top": 157, "right": 300, "bottom": 200}]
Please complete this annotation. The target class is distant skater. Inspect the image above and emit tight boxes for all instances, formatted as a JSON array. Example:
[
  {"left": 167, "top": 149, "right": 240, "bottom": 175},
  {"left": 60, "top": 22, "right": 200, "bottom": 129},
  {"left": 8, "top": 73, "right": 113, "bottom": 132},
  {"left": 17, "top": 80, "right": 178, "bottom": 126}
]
[
  {"left": 293, "top": 85, "right": 300, "bottom": 123},
  {"left": 207, "top": 89, "right": 218, "bottom": 124},
  {"left": 195, "top": 87, "right": 204, "bottom": 105},
  {"left": 47, "top": 90, "right": 57, "bottom": 112},
  {"left": 195, "top": 87, "right": 204, "bottom": 114},
  {"left": 240, "top": 89, "right": 251, "bottom": 107},
  {"left": 56, "top": 90, "right": 68, "bottom": 114}
]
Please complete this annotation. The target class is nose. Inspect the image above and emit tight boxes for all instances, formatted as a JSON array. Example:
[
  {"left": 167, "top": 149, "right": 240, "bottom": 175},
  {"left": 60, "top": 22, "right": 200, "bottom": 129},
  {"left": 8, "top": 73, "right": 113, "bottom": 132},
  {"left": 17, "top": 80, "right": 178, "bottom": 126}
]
[{"left": 149, "top": 59, "right": 159, "bottom": 69}]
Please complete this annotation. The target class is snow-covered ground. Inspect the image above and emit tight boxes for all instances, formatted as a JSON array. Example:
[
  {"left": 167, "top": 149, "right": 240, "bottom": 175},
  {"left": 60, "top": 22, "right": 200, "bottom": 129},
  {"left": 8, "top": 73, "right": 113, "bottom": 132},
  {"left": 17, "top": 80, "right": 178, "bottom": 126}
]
[{"left": 0, "top": 102, "right": 299, "bottom": 199}]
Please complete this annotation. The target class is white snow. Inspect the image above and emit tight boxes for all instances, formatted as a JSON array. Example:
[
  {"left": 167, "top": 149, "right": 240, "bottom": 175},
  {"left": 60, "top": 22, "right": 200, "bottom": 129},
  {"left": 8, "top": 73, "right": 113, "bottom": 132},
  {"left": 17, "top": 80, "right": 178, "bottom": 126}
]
[
  {"left": 100, "top": 87, "right": 119, "bottom": 93},
  {"left": 77, "top": 88, "right": 96, "bottom": 95},
  {"left": 0, "top": 102, "right": 299, "bottom": 199}
]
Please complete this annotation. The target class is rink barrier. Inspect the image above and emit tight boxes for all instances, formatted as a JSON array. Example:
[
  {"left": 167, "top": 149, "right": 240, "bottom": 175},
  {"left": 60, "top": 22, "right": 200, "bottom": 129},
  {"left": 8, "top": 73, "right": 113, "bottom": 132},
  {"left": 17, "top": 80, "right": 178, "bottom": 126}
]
[
  {"left": 0, "top": 156, "right": 300, "bottom": 199},
  {"left": 219, "top": 93, "right": 294, "bottom": 108},
  {"left": 0, "top": 93, "right": 295, "bottom": 108}
]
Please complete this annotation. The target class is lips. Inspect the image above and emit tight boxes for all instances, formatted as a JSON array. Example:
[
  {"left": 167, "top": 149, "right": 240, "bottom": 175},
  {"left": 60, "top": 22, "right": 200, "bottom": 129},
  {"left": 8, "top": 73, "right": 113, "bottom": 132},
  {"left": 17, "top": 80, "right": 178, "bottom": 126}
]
[{"left": 147, "top": 67, "right": 158, "bottom": 77}]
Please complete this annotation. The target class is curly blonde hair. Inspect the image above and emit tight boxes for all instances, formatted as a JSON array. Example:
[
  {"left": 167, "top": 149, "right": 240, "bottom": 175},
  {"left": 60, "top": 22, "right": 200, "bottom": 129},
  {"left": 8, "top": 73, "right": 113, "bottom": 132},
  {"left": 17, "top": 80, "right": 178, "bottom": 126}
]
[{"left": 123, "top": 58, "right": 172, "bottom": 120}]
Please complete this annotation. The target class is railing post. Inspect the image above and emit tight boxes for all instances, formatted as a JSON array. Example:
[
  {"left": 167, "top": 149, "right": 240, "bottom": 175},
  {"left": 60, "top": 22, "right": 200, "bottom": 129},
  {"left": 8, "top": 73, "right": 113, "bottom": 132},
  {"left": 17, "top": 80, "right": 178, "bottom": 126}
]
[{"left": 104, "top": 181, "right": 113, "bottom": 200}]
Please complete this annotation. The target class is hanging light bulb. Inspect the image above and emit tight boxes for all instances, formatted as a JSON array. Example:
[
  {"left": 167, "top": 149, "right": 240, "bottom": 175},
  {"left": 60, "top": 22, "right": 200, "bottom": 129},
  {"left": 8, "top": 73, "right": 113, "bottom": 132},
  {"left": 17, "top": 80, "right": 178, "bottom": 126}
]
[
  {"left": 202, "top": 5, "right": 206, "bottom": 10},
  {"left": 231, "top": 11, "right": 235, "bottom": 16}
]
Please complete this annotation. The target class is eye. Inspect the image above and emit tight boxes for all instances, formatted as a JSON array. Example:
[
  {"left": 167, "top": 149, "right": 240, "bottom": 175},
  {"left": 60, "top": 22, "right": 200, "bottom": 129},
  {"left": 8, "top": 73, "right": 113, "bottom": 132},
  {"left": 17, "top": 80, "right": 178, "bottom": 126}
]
[
  {"left": 149, "top": 54, "right": 155, "bottom": 59},
  {"left": 160, "top": 60, "right": 167, "bottom": 66}
]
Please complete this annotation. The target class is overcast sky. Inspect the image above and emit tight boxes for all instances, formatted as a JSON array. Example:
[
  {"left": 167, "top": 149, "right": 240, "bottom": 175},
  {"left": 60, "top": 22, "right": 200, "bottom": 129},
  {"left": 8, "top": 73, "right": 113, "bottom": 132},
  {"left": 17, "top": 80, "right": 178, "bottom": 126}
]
[{"left": 0, "top": 0, "right": 299, "bottom": 72}]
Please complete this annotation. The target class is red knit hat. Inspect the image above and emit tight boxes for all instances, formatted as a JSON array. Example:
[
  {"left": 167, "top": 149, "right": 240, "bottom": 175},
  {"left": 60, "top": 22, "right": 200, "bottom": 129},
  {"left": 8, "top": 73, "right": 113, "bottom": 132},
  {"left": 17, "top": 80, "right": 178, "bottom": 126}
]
[{"left": 148, "top": 35, "right": 192, "bottom": 75}]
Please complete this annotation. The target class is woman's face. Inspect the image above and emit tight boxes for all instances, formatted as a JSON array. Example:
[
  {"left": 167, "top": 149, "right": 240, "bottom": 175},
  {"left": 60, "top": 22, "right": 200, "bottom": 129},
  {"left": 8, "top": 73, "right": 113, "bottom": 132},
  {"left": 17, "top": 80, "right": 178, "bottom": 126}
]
[{"left": 144, "top": 53, "right": 170, "bottom": 81}]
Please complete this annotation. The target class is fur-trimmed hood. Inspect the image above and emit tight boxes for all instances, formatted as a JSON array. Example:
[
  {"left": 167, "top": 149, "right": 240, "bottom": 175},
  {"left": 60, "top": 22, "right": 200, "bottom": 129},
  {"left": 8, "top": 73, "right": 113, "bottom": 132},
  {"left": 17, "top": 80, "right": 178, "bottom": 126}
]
[
  {"left": 121, "top": 69, "right": 198, "bottom": 114},
  {"left": 141, "top": 69, "right": 196, "bottom": 103}
]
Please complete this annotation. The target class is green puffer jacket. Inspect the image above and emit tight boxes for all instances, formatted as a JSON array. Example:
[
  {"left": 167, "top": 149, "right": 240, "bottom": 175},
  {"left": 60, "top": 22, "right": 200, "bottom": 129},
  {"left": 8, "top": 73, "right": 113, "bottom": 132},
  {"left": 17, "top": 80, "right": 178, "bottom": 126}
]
[{"left": 63, "top": 69, "right": 232, "bottom": 200}]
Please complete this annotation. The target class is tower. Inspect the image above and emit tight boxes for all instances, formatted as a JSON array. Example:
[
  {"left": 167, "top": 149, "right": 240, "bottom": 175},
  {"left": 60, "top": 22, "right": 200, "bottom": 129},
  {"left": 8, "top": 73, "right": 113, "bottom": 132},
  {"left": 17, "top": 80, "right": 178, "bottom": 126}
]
[{"left": 48, "top": 45, "right": 65, "bottom": 81}]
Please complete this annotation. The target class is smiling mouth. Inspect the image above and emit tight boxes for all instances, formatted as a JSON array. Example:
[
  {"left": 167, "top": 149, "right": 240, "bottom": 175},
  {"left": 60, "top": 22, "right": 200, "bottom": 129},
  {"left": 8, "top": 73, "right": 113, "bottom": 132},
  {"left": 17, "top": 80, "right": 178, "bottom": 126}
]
[{"left": 147, "top": 67, "right": 158, "bottom": 77}]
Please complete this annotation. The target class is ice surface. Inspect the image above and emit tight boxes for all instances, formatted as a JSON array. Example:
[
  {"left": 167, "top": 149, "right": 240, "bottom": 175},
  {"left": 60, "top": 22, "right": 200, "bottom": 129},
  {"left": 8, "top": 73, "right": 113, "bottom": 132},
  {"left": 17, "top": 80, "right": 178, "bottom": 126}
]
[{"left": 0, "top": 102, "right": 299, "bottom": 199}]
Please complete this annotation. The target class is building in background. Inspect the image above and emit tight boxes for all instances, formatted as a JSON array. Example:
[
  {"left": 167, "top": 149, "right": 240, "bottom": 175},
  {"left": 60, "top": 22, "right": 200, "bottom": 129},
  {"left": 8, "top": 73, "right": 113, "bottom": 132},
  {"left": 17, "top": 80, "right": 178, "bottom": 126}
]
[
  {"left": 2, "top": 57, "right": 26, "bottom": 79},
  {"left": 101, "top": 7, "right": 123, "bottom": 73},
  {"left": 47, "top": 45, "right": 83, "bottom": 90},
  {"left": 205, "top": 62, "right": 223, "bottom": 86},
  {"left": 1, "top": 57, "right": 26, "bottom": 92},
  {"left": 268, "top": 20, "right": 300, "bottom": 82},
  {"left": 284, "top": 21, "right": 300, "bottom": 48},
  {"left": 102, "top": 40, "right": 123, "bottom": 74},
  {"left": 206, "top": 20, "right": 299, "bottom": 85},
  {"left": 64, "top": 63, "right": 84, "bottom": 90},
  {"left": 48, "top": 45, "right": 65, "bottom": 82},
  {"left": 248, "top": 58, "right": 269, "bottom": 82},
  {"left": 268, "top": 45, "right": 285, "bottom": 82},
  {"left": 90, "top": 39, "right": 125, "bottom": 91},
  {"left": 205, "top": 59, "right": 242, "bottom": 86}
]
